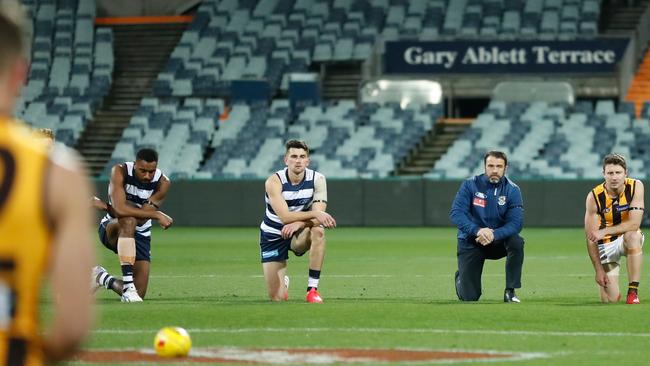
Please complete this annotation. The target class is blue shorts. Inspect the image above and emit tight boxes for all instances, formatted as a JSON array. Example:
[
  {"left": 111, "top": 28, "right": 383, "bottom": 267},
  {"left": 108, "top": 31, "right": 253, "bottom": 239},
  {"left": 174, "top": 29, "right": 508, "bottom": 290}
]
[
  {"left": 259, "top": 230, "right": 290, "bottom": 263},
  {"left": 98, "top": 221, "right": 152, "bottom": 262}
]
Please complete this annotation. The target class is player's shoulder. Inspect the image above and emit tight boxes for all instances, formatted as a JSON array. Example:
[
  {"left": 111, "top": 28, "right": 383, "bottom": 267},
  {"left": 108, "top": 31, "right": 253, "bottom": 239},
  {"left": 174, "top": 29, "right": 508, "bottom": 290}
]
[
  {"left": 458, "top": 176, "right": 476, "bottom": 192},
  {"left": 307, "top": 168, "right": 325, "bottom": 180},
  {"left": 464, "top": 174, "right": 482, "bottom": 187},
  {"left": 589, "top": 180, "right": 605, "bottom": 195},
  {"left": 504, "top": 176, "right": 520, "bottom": 190},
  {"left": 4, "top": 120, "right": 50, "bottom": 155},
  {"left": 49, "top": 143, "right": 84, "bottom": 173},
  {"left": 265, "top": 170, "right": 283, "bottom": 186},
  {"left": 110, "top": 162, "right": 126, "bottom": 176}
]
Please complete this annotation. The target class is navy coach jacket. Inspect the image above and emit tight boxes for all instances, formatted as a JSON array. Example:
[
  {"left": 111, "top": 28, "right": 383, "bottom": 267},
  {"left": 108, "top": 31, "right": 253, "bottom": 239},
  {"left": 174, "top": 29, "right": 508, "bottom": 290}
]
[{"left": 449, "top": 174, "right": 524, "bottom": 248}]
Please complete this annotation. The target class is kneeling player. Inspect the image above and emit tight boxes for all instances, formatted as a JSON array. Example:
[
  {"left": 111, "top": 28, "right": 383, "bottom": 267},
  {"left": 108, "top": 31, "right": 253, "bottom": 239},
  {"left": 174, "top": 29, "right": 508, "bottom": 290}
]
[
  {"left": 585, "top": 154, "right": 644, "bottom": 304},
  {"left": 92, "top": 149, "right": 173, "bottom": 302},
  {"left": 260, "top": 140, "right": 336, "bottom": 303}
]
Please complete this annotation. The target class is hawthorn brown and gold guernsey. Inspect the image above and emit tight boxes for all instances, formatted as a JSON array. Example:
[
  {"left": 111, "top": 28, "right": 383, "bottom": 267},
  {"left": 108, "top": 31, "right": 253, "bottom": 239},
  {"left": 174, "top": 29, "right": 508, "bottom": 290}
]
[
  {"left": 0, "top": 118, "right": 52, "bottom": 365},
  {"left": 591, "top": 177, "right": 637, "bottom": 244}
]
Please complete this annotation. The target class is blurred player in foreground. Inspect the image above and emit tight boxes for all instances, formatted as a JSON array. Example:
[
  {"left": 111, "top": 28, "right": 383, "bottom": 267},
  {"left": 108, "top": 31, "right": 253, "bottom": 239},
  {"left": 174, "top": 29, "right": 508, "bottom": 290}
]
[{"left": 0, "top": 3, "right": 95, "bottom": 363}]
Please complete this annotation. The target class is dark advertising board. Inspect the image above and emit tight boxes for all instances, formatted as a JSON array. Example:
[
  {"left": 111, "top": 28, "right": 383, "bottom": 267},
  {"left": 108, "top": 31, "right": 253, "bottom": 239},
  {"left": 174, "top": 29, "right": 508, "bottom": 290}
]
[{"left": 384, "top": 39, "right": 630, "bottom": 74}]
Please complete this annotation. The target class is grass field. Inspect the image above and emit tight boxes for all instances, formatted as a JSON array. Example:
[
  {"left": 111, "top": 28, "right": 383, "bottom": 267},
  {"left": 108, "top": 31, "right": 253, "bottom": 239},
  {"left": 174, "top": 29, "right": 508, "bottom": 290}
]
[{"left": 72, "top": 227, "right": 650, "bottom": 365}]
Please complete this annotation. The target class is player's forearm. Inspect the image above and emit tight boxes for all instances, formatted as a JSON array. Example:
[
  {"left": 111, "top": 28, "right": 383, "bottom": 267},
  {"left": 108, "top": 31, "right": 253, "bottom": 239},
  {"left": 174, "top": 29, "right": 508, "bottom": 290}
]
[
  {"left": 603, "top": 220, "right": 641, "bottom": 236},
  {"left": 302, "top": 218, "right": 320, "bottom": 227},
  {"left": 586, "top": 241, "right": 604, "bottom": 272},
  {"left": 105, "top": 203, "right": 118, "bottom": 218},
  {"left": 111, "top": 203, "right": 160, "bottom": 220},
  {"left": 278, "top": 211, "right": 319, "bottom": 224},
  {"left": 450, "top": 210, "right": 480, "bottom": 236},
  {"left": 493, "top": 211, "right": 523, "bottom": 241}
]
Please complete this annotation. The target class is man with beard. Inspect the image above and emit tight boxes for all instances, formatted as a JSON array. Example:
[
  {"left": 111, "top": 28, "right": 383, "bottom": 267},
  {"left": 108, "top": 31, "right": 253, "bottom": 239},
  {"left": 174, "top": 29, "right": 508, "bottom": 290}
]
[{"left": 450, "top": 151, "right": 525, "bottom": 302}]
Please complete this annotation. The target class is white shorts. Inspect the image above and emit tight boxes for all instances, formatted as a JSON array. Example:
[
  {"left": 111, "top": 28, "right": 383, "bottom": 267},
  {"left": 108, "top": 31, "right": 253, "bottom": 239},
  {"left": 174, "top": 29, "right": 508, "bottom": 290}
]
[{"left": 598, "top": 233, "right": 644, "bottom": 265}]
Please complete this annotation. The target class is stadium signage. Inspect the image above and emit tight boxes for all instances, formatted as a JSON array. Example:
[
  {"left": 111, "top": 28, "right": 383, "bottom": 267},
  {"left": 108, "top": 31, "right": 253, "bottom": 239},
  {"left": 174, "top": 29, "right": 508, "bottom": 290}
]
[{"left": 385, "top": 39, "right": 629, "bottom": 73}]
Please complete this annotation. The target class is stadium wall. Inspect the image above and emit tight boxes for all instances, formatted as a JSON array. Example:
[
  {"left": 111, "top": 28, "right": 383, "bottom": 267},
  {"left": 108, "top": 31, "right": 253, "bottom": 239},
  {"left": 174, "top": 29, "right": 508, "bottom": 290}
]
[{"left": 94, "top": 179, "right": 601, "bottom": 227}]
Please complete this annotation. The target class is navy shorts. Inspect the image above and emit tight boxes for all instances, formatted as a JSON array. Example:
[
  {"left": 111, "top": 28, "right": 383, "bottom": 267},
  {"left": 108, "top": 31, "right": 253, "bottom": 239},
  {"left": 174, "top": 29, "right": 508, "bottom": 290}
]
[
  {"left": 98, "top": 221, "right": 152, "bottom": 262},
  {"left": 259, "top": 230, "right": 292, "bottom": 263}
]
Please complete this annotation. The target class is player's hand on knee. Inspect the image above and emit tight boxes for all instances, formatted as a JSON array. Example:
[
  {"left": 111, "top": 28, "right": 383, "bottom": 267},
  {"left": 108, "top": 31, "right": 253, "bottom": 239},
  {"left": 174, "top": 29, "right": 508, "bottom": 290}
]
[
  {"left": 91, "top": 196, "right": 108, "bottom": 211},
  {"left": 588, "top": 229, "right": 604, "bottom": 243},
  {"left": 475, "top": 228, "right": 493, "bottom": 246},
  {"left": 315, "top": 211, "right": 336, "bottom": 228},
  {"left": 282, "top": 221, "right": 305, "bottom": 239},
  {"left": 595, "top": 268, "right": 608, "bottom": 287},
  {"left": 156, "top": 211, "right": 173, "bottom": 229}
]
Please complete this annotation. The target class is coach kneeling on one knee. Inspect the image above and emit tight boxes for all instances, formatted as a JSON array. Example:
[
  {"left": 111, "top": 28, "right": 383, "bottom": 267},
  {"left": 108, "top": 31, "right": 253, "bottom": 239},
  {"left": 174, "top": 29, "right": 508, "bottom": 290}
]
[{"left": 449, "top": 151, "right": 525, "bottom": 303}]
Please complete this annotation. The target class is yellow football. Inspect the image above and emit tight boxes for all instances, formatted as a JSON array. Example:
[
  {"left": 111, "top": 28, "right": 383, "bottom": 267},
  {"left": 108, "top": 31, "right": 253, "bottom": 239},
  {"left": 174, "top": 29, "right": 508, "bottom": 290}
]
[{"left": 153, "top": 326, "right": 191, "bottom": 358}]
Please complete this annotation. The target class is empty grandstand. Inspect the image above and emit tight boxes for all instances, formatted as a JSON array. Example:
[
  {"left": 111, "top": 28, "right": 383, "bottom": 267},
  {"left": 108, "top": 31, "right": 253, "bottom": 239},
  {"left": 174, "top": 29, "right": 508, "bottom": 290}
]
[{"left": 12, "top": 0, "right": 650, "bottom": 182}]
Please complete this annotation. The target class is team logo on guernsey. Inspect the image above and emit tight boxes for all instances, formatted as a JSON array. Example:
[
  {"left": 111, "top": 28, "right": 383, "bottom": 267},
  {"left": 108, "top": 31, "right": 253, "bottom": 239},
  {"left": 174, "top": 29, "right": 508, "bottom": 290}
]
[
  {"left": 603, "top": 207, "right": 611, "bottom": 213},
  {"left": 498, "top": 196, "right": 507, "bottom": 206}
]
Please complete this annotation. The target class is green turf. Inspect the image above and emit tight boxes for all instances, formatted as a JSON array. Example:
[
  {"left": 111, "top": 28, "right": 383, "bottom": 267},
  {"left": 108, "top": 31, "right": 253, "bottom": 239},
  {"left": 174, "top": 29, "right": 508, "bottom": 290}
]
[{"left": 70, "top": 227, "right": 650, "bottom": 365}]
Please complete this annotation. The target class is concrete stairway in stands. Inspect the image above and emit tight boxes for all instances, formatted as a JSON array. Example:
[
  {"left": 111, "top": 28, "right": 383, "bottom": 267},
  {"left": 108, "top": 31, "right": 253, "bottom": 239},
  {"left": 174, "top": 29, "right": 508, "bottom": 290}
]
[
  {"left": 77, "top": 23, "right": 186, "bottom": 176},
  {"left": 395, "top": 119, "right": 471, "bottom": 176},
  {"left": 321, "top": 62, "right": 363, "bottom": 100}
]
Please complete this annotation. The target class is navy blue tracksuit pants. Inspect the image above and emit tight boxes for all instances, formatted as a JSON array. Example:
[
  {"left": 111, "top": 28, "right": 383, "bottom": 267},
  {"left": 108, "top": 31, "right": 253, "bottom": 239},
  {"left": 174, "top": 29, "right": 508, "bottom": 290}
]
[{"left": 455, "top": 234, "right": 524, "bottom": 301}]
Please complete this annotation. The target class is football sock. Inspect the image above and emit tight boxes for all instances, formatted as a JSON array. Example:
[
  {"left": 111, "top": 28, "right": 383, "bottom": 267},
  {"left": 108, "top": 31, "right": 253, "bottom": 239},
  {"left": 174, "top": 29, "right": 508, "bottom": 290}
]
[
  {"left": 121, "top": 264, "right": 135, "bottom": 292},
  {"left": 628, "top": 282, "right": 639, "bottom": 294},
  {"left": 307, "top": 269, "right": 320, "bottom": 291},
  {"left": 98, "top": 271, "right": 116, "bottom": 290}
]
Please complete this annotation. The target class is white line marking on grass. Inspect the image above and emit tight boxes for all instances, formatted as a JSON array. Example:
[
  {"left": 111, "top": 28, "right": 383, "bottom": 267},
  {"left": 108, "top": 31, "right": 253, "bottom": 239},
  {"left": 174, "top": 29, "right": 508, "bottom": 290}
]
[
  {"left": 150, "top": 274, "right": 406, "bottom": 279},
  {"left": 94, "top": 327, "right": 650, "bottom": 338},
  {"left": 150, "top": 273, "right": 592, "bottom": 279}
]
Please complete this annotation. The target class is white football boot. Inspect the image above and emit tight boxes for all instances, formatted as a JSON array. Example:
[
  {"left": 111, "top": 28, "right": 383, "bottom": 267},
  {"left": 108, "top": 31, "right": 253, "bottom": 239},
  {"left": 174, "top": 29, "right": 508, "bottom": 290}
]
[
  {"left": 90, "top": 266, "right": 106, "bottom": 293},
  {"left": 121, "top": 287, "right": 143, "bottom": 303},
  {"left": 283, "top": 275, "right": 290, "bottom": 301}
]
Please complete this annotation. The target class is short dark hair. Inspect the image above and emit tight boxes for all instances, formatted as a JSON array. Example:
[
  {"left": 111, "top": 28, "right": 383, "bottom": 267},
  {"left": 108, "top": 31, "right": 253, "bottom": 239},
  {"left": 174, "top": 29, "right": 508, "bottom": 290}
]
[
  {"left": 0, "top": 6, "right": 25, "bottom": 72},
  {"left": 602, "top": 153, "right": 626, "bottom": 171},
  {"left": 483, "top": 150, "right": 508, "bottom": 166},
  {"left": 285, "top": 139, "right": 309, "bottom": 155},
  {"left": 37, "top": 128, "right": 54, "bottom": 140},
  {"left": 136, "top": 148, "right": 158, "bottom": 163}
]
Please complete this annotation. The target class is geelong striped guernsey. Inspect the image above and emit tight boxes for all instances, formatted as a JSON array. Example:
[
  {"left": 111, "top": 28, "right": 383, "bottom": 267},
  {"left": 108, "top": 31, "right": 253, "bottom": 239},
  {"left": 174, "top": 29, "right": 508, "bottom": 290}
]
[
  {"left": 260, "top": 168, "right": 323, "bottom": 240},
  {"left": 101, "top": 161, "right": 163, "bottom": 237}
]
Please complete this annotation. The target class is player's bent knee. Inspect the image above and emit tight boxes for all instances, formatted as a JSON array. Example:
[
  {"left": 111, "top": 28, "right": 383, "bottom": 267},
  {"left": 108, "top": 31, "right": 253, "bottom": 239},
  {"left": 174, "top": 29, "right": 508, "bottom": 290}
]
[
  {"left": 310, "top": 227, "right": 325, "bottom": 248},
  {"left": 118, "top": 217, "right": 137, "bottom": 232},
  {"left": 624, "top": 231, "right": 643, "bottom": 245},
  {"left": 505, "top": 235, "right": 524, "bottom": 251},
  {"left": 600, "top": 293, "right": 621, "bottom": 303},
  {"left": 624, "top": 233, "right": 643, "bottom": 255},
  {"left": 311, "top": 226, "right": 325, "bottom": 239},
  {"left": 459, "top": 294, "right": 480, "bottom": 302},
  {"left": 457, "top": 287, "right": 481, "bottom": 301},
  {"left": 268, "top": 291, "right": 285, "bottom": 302}
]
